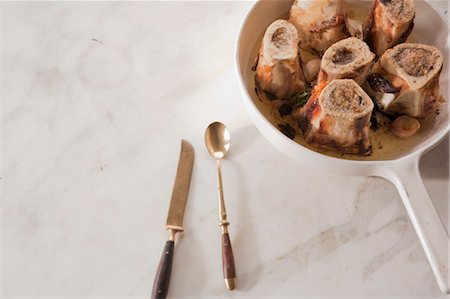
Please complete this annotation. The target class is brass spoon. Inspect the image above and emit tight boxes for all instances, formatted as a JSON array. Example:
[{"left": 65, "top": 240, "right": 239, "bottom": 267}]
[{"left": 204, "top": 122, "right": 236, "bottom": 290}]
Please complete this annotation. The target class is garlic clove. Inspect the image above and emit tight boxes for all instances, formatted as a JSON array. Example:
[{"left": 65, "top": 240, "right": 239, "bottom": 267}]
[{"left": 390, "top": 115, "right": 421, "bottom": 138}]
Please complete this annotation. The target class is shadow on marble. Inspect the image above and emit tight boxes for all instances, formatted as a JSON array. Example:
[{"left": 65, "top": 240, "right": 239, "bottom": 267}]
[
  {"left": 259, "top": 178, "right": 416, "bottom": 283},
  {"left": 421, "top": 134, "right": 450, "bottom": 179},
  {"left": 226, "top": 157, "right": 262, "bottom": 291},
  {"left": 227, "top": 125, "right": 260, "bottom": 160},
  {"left": 168, "top": 234, "right": 208, "bottom": 297},
  {"left": 420, "top": 133, "right": 449, "bottom": 231}
]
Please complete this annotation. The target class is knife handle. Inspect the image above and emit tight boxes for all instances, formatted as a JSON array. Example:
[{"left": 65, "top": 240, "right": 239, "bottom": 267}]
[
  {"left": 222, "top": 231, "right": 236, "bottom": 290},
  {"left": 151, "top": 240, "right": 174, "bottom": 299}
]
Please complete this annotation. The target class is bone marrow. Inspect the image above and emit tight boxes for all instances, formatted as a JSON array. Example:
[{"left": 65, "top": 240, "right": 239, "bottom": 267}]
[
  {"left": 363, "top": 0, "right": 415, "bottom": 56},
  {"left": 332, "top": 48, "right": 355, "bottom": 65},
  {"left": 318, "top": 37, "right": 375, "bottom": 85},
  {"left": 298, "top": 79, "right": 374, "bottom": 155},
  {"left": 255, "top": 20, "right": 306, "bottom": 100},
  {"left": 368, "top": 43, "right": 443, "bottom": 117},
  {"left": 289, "top": 0, "right": 349, "bottom": 55}
]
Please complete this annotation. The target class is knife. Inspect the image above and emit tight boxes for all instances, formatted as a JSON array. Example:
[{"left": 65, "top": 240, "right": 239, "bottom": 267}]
[{"left": 151, "top": 140, "right": 195, "bottom": 299}]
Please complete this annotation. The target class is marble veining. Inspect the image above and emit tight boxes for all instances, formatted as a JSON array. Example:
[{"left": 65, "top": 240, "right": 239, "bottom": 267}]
[{"left": 2, "top": 1, "right": 449, "bottom": 298}]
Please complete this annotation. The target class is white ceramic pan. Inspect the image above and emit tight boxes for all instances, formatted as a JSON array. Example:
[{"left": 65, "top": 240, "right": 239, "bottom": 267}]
[{"left": 235, "top": 0, "right": 449, "bottom": 293}]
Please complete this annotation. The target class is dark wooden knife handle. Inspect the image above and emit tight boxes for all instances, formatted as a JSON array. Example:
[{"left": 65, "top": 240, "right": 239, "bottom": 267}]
[
  {"left": 152, "top": 240, "right": 174, "bottom": 299},
  {"left": 222, "top": 233, "right": 236, "bottom": 286}
]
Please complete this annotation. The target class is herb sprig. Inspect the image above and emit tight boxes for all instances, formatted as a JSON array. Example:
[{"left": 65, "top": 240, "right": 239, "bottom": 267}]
[{"left": 290, "top": 90, "right": 311, "bottom": 108}]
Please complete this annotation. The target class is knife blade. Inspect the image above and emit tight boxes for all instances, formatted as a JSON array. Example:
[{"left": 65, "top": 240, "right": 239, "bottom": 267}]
[
  {"left": 151, "top": 140, "right": 195, "bottom": 299},
  {"left": 165, "top": 140, "right": 194, "bottom": 232}
]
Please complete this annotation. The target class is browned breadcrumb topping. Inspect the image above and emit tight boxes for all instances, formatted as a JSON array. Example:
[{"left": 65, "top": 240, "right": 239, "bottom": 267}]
[
  {"left": 382, "top": 0, "right": 414, "bottom": 21},
  {"left": 394, "top": 48, "right": 434, "bottom": 76},
  {"left": 272, "top": 27, "right": 288, "bottom": 48},
  {"left": 326, "top": 86, "right": 368, "bottom": 113}
]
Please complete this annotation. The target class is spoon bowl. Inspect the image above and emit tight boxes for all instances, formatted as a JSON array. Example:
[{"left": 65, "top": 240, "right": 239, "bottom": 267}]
[{"left": 204, "top": 122, "right": 231, "bottom": 159}]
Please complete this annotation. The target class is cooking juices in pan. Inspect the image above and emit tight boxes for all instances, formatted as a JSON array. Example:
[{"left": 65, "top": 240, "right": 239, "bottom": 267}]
[{"left": 249, "top": 0, "right": 445, "bottom": 161}]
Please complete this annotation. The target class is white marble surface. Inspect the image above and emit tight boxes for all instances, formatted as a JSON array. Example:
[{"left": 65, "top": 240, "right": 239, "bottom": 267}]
[{"left": 2, "top": 1, "right": 449, "bottom": 298}]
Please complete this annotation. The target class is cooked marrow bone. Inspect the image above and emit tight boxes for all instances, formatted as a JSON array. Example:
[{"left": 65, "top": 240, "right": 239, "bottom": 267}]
[
  {"left": 298, "top": 79, "right": 374, "bottom": 155},
  {"left": 346, "top": 18, "right": 363, "bottom": 39},
  {"left": 368, "top": 43, "right": 443, "bottom": 117},
  {"left": 255, "top": 20, "right": 306, "bottom": 99},
  {"left": 363, "top": 0, "right": 415, "bottom": 56},
  {"left": 318, "top": 37, "right": 375, "bottom": 85},
  {"left": 289, "top": 0, "right": 349, "bottom": 55},
  {"left": 304, "top": 58, "right": 322, "bottom": 83}
]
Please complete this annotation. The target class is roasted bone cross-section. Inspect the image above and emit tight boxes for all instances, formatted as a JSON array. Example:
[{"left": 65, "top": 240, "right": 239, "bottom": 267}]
[
  {"left": 369, "top": 43, "right": 443, "bottom": 117},
  {"left": 363, "top": 0, "right": 415, "bottom": 56},
  {"left": 255, "top": 19, "right": 306, "bottom": 99},
  {"left": 298, "top": 79, "right": 374, "bottom": 155},
  {"left": 289, "top": 0, "right": 349, "bottom": 55},
  {"left": 318, "top": 37, "right": 375, "bottom": 85}
]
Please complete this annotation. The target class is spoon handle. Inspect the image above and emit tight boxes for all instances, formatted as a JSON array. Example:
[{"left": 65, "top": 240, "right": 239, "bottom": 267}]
[
  {"left": 216, "top": 159, "right": 236, "bottom": 290},
  {"left": 222, "top": 230, "right": 236, "bottom": 290}
]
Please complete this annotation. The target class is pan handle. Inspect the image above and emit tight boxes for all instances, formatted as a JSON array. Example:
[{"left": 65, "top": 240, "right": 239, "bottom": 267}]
[{"left": 384, "top": 157, "right": 449, "bottom": 294}]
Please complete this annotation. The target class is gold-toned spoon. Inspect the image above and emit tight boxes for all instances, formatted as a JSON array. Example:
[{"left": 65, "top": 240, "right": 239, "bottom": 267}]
[{"left": 204, "top": 122, "right": 236, "bottom": 290}]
